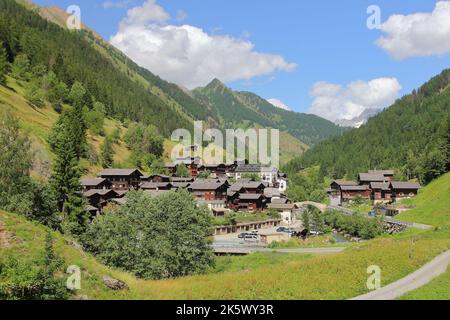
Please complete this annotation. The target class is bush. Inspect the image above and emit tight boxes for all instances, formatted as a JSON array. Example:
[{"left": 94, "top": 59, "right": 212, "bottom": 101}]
[
  {"left": 82, "top": 190, "right": 215, "bottom": 280},
  {"left": 0, "top": 233, "right": 69, "bottom": 300},
  {"left": 323, "top": 210, "right": 384, "bottom": 240}
]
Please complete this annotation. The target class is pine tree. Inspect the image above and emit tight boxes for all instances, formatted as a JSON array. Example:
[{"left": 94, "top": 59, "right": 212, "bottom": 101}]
[
  {"left": 11, "top": 53, "right": 30, "bottom": 80},
  {"left": 100, "top": 136, "right": 114, "bottom": 168},
  {"left": 49, "top": 110, "right": 89, "bottom": 236},
  {"left": 0, "top": 43, "right": 8, "bottom": 85}
]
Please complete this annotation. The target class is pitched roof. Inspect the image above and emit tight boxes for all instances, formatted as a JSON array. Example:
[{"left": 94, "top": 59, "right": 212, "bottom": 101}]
[
  {"left": 238, "top": 193, "right": 265, "bottom": 200},
  {"left": 340, "top": 185, "right": 369, "bottom": 191},
  {"left": 231, "top": 181, "right": 265, "bottom": 190},
  {"left": 171, "top": 182, "right": 191, "bottom": 189},
  {"left": 390, "top": 182, "right": 421, "bottom": 190},
  {"left": 83, "top": 189, "right": 118, "bottom": 197},
  {"left": 264, "top": 188, "right": 281, "bottom": 198},
  {"left": 99, "top": 169, "right": 142, "bottom": 177},
  {"left": 271, "top": 198, "right": 290, "bottom": 204},
  {"left": 189, "top": 182, "right": 227, "bottom": 191},
  {"left": 368, "top": 170, "right": 395, "bottom": 176},
  {"left": 370, "top": 182, "right": 391, "bottom": 190},
  {"left": 81, "top": 178, "right": 108, "bottom": 186},
  {"left": 235, "top": 164, "right": 262, "bottom": 173},
  {"left": 140, "top": 182, "right": 172, "bottom": 189},
  {"left": 171, "top": 177, "right": 194, "bottom": 182},
  {"left": 332, "top": 180, "right": 359, "bottom": 186},
  {"left": 359, "top": 173, "right": 386, "bottom": 182}
]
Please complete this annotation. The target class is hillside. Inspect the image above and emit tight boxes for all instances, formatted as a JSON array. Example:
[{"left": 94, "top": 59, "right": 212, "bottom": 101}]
[
  {"left": 396, "top": 172, "right": 450, "bottom": 227},
  {"left": 285, "top": 69, "right": 450, "bottom": 181},
  {"left": 1, "top": 172, "right": 450, "bottom": 299},
  {"left": 193, "top": 78, "right": 345, "bottom": 146}
]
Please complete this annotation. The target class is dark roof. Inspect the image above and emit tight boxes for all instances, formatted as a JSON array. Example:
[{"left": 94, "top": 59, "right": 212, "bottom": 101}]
[
  {"left": 332, "top": 180, "right": 359, "bottom": 186},
  {"left": 359, "top": 173, "right": 386, "bottom": 182},
  {"left": 238, "top": 193, "right": 265, "bottom": 200},
  {"left": 189, "top": 182, "right": 227, "bottom": 191},
  {"left": 230, "top": 181, "right": 265, "bottom": 191},
  {"left": 99, "top": 169, "right": 142, "bottom": 177},
  {"left": 140, "top": 182, "right": 173, "bottom": 189},
  {"left": 235, "top": 164, "right": 262, "bottom": 173},
  {"left": 171, "top": 182, "right": 191, "bottom": 189},
  {"left": 81, "top": 178, "right": 108, "bottom": 186},
  {"left": 340, "top": 185, "right": 369, "bottom": 191},
  {"left": 83, "top": 189, "right": 118, "bottom": 197},
  {"left": 264, "top": 188, "right": 281, "bottom": 198},
  {"left": 171, "top": 177, "right": 194, "bottom": 182},
  {"left": 370, "top": 182, "right": 391, "bottom": 190},
  {"left": 369, "top": 170, "right": 395, "bottom": 176},
  {"left": 390, "top": 182, "right": 421, "bottom": 190},
  {"left": 271, "top": 198, "right": 289, "bottom": 204}
]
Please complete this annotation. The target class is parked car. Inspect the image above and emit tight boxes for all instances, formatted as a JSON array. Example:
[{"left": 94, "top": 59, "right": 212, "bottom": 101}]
[
  {"left": 309, "top": 231, "right": 320, "bottom": 236},
  {"left": 244, "top": 234, "right": 259, "bottom": 242},
  {"left": 238, "top": 233, "right": 248, "bottom": 239},
  {"left": 276, "top": 227, "right": 287, "bottom": 233}
]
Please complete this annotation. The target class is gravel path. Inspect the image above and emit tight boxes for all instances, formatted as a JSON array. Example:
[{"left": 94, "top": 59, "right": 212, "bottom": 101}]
[{"left": 351, "top": 250, "right": 450, "bottom": 300}]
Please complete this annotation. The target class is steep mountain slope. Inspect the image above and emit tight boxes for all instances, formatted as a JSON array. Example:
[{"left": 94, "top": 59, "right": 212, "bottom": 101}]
[
  {"left": 0, "top": 0, "right": 194, "bottom": 137},
  {"left": 285, "top": 69, "right": 450, "bottom": 181},
  {"left": 2, "top": 0, "right": 346, "bottom": 166},
  {"left": 193, "top": 79, "right": 346, "bottom": 146}
]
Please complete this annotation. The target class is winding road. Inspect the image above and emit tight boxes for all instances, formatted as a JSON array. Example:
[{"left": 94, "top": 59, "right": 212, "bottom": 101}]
[{"left": 351, "top": 249, "right": 450, "bottom": 300}]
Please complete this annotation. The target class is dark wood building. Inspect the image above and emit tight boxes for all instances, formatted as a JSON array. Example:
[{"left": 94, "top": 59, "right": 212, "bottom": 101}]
[
  {"left": 83, "top": 189, "right": 119, "bottom": 212},
  {"left": 81, "top": 178, "right": 112, "bottom": 192},
  {"left": 188, "top": 181, "right": 229, "bottom": 201},
  {"left": 98, "top": 169, "right": 143, "bottom": 191},
  {"left": 389, "top": 182, "right": 421, "bottom": 200}
]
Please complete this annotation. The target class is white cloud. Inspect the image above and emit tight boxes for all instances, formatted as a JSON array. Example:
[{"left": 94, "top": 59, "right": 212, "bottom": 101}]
[
  {"left": 267, "top": 98, "right": 291, "bottom": 111},
  {"left": 308, "top": 78, "right": 402, "bottom": 122},
  {"left": 377, "top": 1, "right": 450, "bottom": 59},
  {"left": 110, "top": 0, "right": 297, "bottom": 89}
]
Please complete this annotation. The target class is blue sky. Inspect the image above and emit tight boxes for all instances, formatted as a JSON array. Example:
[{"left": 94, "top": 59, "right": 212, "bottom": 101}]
[{"left": 33, "top": 0, "right": 450, "bottom": 119}]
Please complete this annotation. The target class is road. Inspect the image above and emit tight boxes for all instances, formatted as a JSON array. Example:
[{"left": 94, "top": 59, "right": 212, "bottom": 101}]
[
  {"left": 351, "top": 250, "right": 450, "bottom": 300},
  {"left": 213, "top": 246, "right": 346, "bottom": 255}
]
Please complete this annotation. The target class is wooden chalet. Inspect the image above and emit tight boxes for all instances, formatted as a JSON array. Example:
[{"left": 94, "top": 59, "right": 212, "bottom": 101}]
[
  {"left": 81, "top": 178, "right": 112, "bottom": 192},
  {"left": 83, "top": 189, "right": 119, "bottom": 212},
  {"left": 340, "top": 185, "right": 371, "bottom": 203},
  {"left": 140, "top": 182, "right": 173, "bottom": 191},
  {"left": 230, "top": 193, "right": 266, "bottom": 212},
  {"left": 358, "top": 173, "right": 388, "bottom": 186},
  {"left": 188, "top": 181, "right": 229, "bottom": 201},
  {"left": 98, "top": 169, "right": 143, "bottom": 191},
  {"left": 370, "top": 182, "right": 392, "bottom": 203},
  {"left": 389, "top": 182, "right": 421, "bottom": 200},
  {"left": 368, "top": 170, "right": 394, "bottom": 182}
]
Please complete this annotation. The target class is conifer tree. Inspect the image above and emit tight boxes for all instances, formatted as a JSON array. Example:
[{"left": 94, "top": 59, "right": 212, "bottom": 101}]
[
  {"left": 100, "top": 136, "right": 114, "bottom": 168},
  {"left": 49, "top": 110, "right": 89, "bottom": 236},
  {"left": 0, "top": 43, "right": 8, "bottom": 85}
]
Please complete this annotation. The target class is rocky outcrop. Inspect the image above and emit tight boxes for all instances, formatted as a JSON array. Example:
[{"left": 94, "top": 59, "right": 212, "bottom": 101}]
[{"left": 103, "top": 276, "right": 129, "bottom": 290}]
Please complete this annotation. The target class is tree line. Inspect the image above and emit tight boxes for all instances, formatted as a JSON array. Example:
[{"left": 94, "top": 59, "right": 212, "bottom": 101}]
[{"left": 285, "top": 69, "right": 450, "bottom": 185}]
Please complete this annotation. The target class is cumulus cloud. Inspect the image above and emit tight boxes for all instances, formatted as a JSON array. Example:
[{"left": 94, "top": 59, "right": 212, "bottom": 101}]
[
  {"left": 377, "top": 1, "right": 450, "bottom": 59},
  {"left": 308, "top": 78, "right": 402, "bottom": 122},
  {"left": 267, "top": 98, "right": 291, "bottom": 111},
  {"left": 110, "top": 0, "right": 297, "bottom": 88}
]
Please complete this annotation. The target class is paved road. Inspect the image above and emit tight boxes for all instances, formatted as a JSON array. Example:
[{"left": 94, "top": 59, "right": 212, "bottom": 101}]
[
  {"left": 351, "top": 250, "right": 450, "bottom": 300},
  {"left": 213, "top": 246, "right": 346, "bottom": 255}
]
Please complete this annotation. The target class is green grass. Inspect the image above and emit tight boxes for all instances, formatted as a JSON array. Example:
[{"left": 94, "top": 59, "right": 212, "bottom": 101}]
[
  {"left": 209, "top": 252, "right": 312, "bottom": 274},
  {"left": 2, "top": 208, "right": 450, "bottom": 299},
  {"left": 399, "top": 265, "right": 450, "bottom": 300},
  {"left": 396, "top": 173, "right": 450, "bottom": 227}
]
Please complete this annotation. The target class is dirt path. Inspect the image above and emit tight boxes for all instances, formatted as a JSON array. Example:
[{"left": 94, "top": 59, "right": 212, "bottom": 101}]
[{"left": 351, "top": 250, "right": 450, "bottom": 300}]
